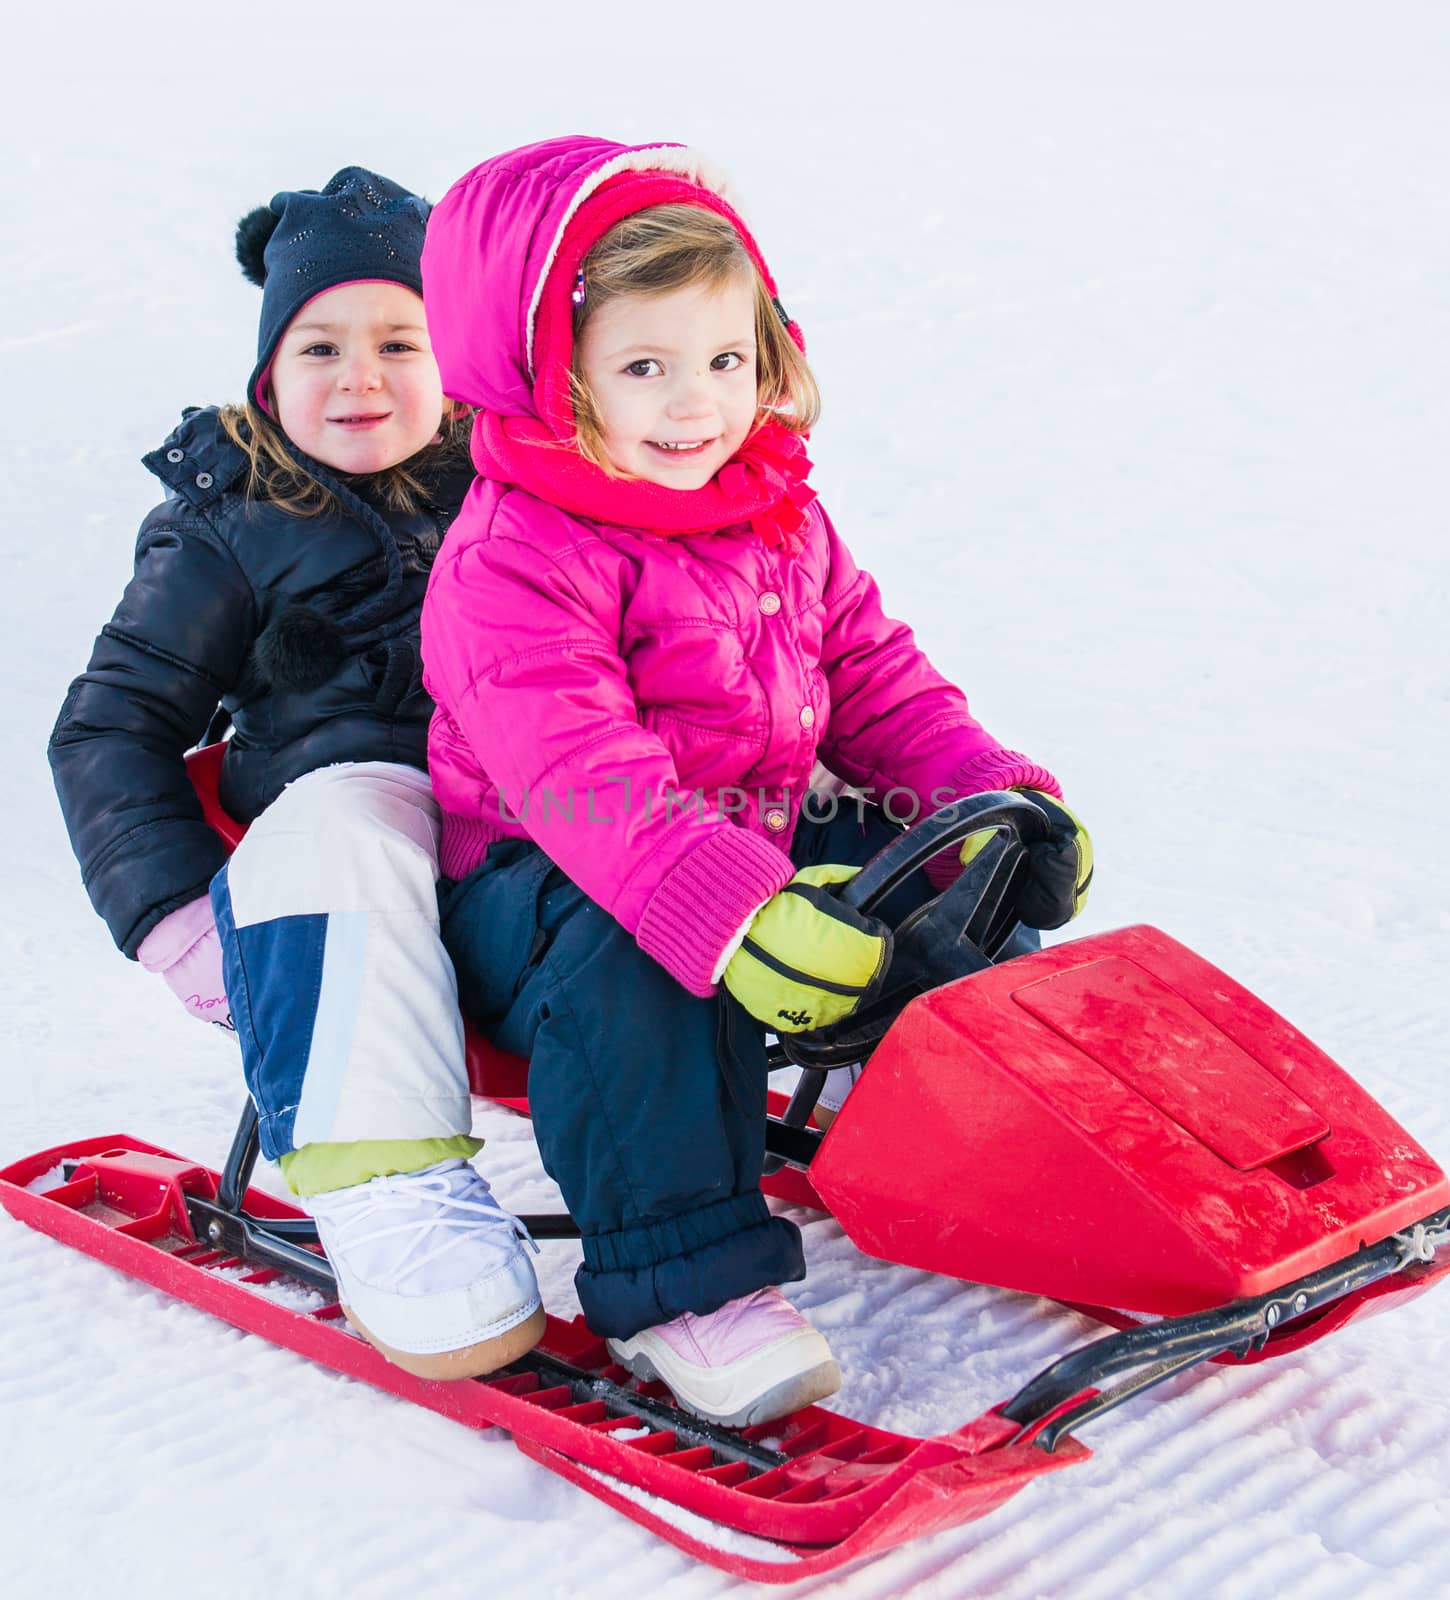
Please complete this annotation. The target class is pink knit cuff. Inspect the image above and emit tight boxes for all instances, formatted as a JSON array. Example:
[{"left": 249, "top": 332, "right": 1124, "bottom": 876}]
[
  {"left": 136, "top": 894, "right": 217, "bottom": 974},
  {"left": 940, "top": 748, "right": 1061, "bottom": 803},
  {"left": 636, "top": 827, "right": 797, "bottom": 998},
  {"left": 439, "top": 812, "right": 506, "bottom": 881}
]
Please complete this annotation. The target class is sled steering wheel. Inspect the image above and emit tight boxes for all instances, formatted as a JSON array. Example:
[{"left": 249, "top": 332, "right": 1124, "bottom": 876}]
[{"left": 780, "top": 791, "right": 1052, "bottom": 1070}]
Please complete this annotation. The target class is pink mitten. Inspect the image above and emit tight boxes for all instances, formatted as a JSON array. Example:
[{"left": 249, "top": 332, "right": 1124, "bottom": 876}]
[{"left": 137, "top": 895, "right": 231, "bottom": 1025}]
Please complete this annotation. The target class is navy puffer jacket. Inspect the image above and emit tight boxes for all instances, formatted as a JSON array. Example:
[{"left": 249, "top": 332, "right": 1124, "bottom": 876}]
[{"left": 49, "top": 405, "right": 473, "bottom": 957}]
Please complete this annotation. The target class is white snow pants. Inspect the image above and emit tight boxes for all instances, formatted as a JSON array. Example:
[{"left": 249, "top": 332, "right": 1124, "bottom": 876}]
[{"left": 211, "top": 761, "right": 472, "bottom": 1161}]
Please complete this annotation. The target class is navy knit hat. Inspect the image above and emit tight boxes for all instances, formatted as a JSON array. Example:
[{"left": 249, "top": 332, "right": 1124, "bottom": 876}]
[{"left": 235, "top": 166, "right": 430, "bottom": 410}]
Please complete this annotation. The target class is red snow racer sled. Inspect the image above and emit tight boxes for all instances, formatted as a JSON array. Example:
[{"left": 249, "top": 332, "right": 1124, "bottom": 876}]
[{"left": 4, "top": 747, "right": 1448, "bottom": 1581}]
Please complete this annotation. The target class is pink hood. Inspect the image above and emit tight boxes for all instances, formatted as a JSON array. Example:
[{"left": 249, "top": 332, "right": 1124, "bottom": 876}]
[{"left": 422, "top": 135, "right": 796, "bottom": 430}]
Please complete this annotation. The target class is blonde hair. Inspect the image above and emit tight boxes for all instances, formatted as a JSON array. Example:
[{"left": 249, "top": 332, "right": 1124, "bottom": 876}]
[
  {"left": 569, "top": 204, "right": 820, "bottom": 473},
  {"left": 216, "top": 400, "right": 472, "bottom": 517}
]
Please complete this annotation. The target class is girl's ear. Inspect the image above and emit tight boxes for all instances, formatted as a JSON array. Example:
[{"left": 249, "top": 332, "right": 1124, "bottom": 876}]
[{"left": 432, "top": 399, "right": 469, "bottom": 447}]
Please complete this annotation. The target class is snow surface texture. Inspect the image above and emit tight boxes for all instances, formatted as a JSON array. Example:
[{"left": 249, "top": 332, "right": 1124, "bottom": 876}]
[{"left": 3, "top": 3, "right": 1448, "bottom": 1595}]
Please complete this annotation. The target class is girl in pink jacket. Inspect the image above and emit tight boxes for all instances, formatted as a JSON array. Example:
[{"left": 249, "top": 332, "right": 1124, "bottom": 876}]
[{"left": 420, "top": 136, "right": 1091, "bottom": 1427}]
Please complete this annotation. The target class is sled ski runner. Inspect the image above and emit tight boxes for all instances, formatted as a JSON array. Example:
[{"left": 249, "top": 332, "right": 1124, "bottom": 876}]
[
  {"left": 0, "top": 1123, "right": 1086, "bottom": 1580},
  {"left": 8, "top": 786, "right": 1450, "bottom": 1580},
  {"left": 5, "top": 1099, "right": 1449, "bottom": 1581}
]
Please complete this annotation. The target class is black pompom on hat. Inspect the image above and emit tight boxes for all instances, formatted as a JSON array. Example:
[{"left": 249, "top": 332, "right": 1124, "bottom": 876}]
[
  {"left": 237, "top": 167, "right": 430, "bottom": 410},
  {"left": 235, "top": 206, "right": 281, "bottom": 287}
]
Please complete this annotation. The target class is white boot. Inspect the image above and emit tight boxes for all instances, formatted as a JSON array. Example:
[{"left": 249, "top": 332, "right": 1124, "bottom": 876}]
[{"left": 308, "top": 1160, "right": 545, "bottom": 1379}]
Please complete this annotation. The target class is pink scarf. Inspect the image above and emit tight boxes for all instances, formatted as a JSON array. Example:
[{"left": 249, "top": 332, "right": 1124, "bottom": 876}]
[{"left": 471, "top": 412, "right": 818, "bottom": 558}]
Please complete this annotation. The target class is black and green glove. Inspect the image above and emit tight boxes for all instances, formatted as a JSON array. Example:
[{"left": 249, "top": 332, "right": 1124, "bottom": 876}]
[
  {"left": 959, "top": 789, "right": 1092, "bottom": 929},
  {"left": 723, "top": 865, "right": 892, "bottom": 1034}
]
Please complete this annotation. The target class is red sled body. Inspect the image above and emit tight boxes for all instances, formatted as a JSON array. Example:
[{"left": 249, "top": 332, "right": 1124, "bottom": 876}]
[
  {"left": 4, "top": 760, "right": 1448, "bottom": 1580},
  {"left": 811, "top": 922, "right": 1449, "bottom": 1326}
]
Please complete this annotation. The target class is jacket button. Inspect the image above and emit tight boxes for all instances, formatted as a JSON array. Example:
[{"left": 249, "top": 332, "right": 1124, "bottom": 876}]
[
  {"left": 764, "top": 809, "right": 787, "bottom": 832},
  {"left": 165, "top": 448, "right": 184, "bottom": 463},
  {"left": 757, "top": 591, "right": 782, "bottom": 616},
  {"left": 195, "top": 472, "right": 214, "bottom": 489},
  {"left": 799, "top": 706, "right": 815, "bottom": 729}
]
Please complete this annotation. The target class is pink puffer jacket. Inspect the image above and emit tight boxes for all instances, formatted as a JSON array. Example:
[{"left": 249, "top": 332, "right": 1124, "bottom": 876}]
[{"left": 420, "top": 137, "right": 1059, "bottom": 997}]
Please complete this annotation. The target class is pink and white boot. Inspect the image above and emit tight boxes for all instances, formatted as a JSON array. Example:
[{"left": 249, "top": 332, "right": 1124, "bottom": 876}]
[{"left": 607, "top": 1287, "right": 840, "bottom": 1427}]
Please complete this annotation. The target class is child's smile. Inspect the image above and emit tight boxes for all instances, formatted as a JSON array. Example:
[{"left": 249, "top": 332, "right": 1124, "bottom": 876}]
[
  {"left": 330, "top": 411, "right": 392, "bottom": 428},
  {"left": 645, "top": 436, "right": 719, "bottom": 468},
  {"left": 576, "top": 277, "right": 758, "bottom": 490}
]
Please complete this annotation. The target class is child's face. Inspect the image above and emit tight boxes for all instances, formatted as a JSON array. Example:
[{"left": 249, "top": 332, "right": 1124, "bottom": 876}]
[
  {"left": 576, "top": 276, "right": 757, "bottom": 489},
  {"left": 269, "top": 282, "right": 444, "bottom": 474}
]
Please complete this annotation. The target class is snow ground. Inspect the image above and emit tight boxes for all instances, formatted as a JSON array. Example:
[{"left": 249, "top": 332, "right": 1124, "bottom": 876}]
[{"left": 2, "top": 3, "right": 1448, "bottom": 1595}]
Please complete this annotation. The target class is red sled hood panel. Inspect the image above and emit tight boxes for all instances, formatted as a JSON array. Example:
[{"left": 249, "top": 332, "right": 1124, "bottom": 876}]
[{"left": 812, "top": 925, "right": 1450, "bottom": 1314}]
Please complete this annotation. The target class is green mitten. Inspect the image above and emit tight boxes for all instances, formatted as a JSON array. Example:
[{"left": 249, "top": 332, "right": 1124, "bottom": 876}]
[{"left": 723, "top": 865, "right": 892, "bottom": 1034}]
